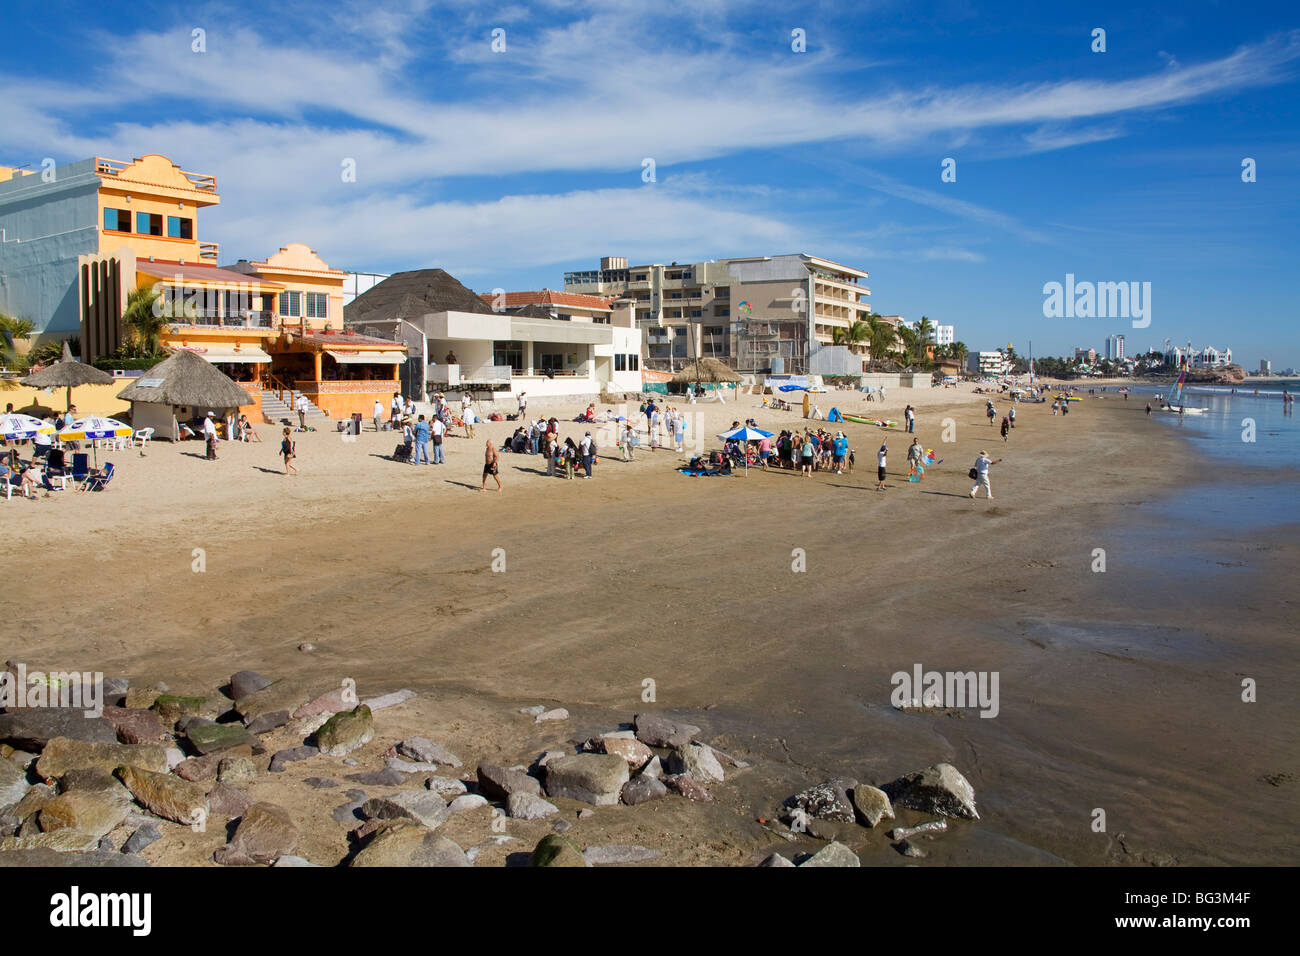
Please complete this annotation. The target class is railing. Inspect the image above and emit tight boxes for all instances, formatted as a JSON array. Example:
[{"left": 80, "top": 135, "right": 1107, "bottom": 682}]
[
  {"left": 264, "top": 372, "right": 294, "bottom": 408},
  {"left": 95, "top": 157, "right": 218, "bottom": 192},
  {"left": 199, "top": 242, "right": 219, "bottom": 260},
  {"left": 297, "top": 380, "right": 399, "bottom": 393}
]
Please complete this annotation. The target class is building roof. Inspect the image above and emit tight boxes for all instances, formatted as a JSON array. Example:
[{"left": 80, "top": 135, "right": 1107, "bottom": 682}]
[
  {"left": 344, "top": 269, "right": 495, "bottom": 325},
  {"left": 138, "top": 259, "right": 284, "bottom": 289},
  {"left": 117, "top": 349, "right": 253, "bottom": 407},
  {"left": 481, "top": 290, "right": 614, "bottom": 311},
  {"left": 299, "top": 330, "right": 402, "bottom": 348}
]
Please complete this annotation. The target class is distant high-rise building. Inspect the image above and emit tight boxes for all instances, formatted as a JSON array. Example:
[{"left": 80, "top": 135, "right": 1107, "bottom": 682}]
[
  {"left": 1260, "top": 359, "right": 1271, "bottom": 375},
  {"left": 1105, "top": 334, "right": 1126, "bottom": 361},
  {"left": 1074, "top": 347, "right": 1097, "bottom": 364},
  {"left": 931, "top": 324, "right": 955, "bottom": 346}
]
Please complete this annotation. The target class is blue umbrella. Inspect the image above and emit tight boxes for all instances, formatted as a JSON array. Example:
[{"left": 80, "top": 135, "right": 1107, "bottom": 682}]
[{"left": 717, "top": 426, "right": 773, "bottom": 476}]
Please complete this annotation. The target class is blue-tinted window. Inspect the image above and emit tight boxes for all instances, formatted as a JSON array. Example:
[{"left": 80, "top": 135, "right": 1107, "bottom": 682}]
[
  {"left": 167, "top": 216, "right": 193, "bottom": 239},
  {"left": 103, "top": 208, "right": 130, "bottom": 232},
  {"left": 136, "top": 212, "right": 162, "bottom": 236}
]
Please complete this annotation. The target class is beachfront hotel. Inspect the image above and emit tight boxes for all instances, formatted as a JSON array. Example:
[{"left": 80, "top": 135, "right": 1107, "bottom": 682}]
[
  {"left": 345, "top": 270, "right": 644, "bottom": 401},
  {"left": 0, "top": 154, "right": 406, "bottom": 421},
  {"left": 562, "top": 253, "right": 874, "bottom": 375}
]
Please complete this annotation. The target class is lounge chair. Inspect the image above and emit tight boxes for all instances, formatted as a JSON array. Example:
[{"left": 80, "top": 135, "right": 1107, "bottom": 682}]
[
  {"left": 134, "top": 427, "right": 154, "bottom": 450},
  {"left": 83, "top": 462, "right": 114, "bottom": 492},
  {"left": 69, "top": 452, "right": 90, "bottom": 485}
]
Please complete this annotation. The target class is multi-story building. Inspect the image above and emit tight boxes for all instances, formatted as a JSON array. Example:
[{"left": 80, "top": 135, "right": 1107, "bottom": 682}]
[
  {"left": 477, "top": 289, "right": 625, "bottom": 325},
  {"left": 1260, "top": 360, "right": 1271, "bottom": 375},
  {"left": 970, "top": 350, "right": 1010, "bottom": 378},
  {"left": 931, "top": 324, "right": 955, "bottom": 347},
  {"left": 563, "top": 252, "right": 871, "bottom": 372},
  {"left": 1074, "top": 347, "right": 1097, "bottom": 364},
  {"left": 1105, "top": 334, "right": 1126, "bottom": 361},
  {"left": 1165, "top": 344, "right": 1234, "bottom": 369}
]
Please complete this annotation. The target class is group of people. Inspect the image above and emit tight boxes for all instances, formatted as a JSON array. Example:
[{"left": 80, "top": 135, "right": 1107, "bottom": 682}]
[
  {"left": 768, "top": 428, "right": 854, "bottom": 476},
  {"left": 638, "top": 400, "right": 688, "bottom": 452},
  {"left": 499, "top": 416, "right": 601, "bottom": 481}
]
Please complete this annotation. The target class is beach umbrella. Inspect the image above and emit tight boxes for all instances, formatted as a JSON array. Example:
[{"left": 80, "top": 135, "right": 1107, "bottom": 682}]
[
  {"left": 57, "top": 416, "right": 132, "bottom": 466},
  {"left": 0, "top": 414, "right": 57, "bottom": 441},
  {"left": 19, "top": 341, "right": 114, "bottom": 410},
  {"left": 718, "top": 425, "right": 773, "bottom": 476}
]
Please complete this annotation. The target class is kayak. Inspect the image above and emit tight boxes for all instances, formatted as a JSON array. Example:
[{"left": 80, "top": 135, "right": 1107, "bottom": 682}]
[{"left": 843, "top": 415, "right": 897, "bottom": 427}]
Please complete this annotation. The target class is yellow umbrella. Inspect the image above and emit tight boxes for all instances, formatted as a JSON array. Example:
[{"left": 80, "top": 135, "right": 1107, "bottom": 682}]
[{"left": 57, "top": 417, "right": 132, "bottom": 467}]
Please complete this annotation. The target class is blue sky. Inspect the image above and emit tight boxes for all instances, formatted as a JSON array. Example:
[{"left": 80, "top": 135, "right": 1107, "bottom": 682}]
[{"left": 5, "top": 0, "right": 1299, "bottom": 365}]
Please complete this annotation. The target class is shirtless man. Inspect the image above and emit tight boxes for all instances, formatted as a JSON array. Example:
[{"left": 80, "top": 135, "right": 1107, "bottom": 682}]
[{"left": 480, "top": 439, "right": 502, "bottom": 492}]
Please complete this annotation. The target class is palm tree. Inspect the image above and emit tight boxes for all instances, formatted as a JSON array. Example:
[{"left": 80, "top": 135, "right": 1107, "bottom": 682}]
[
  {"left": 950, "top": 341, "right": 969, "bottom": 371},
  {"left": 894, "top": 324, "right": 920, "bottom": 368},
  {"left": 865, "top": 314, "right": 893, "bottom": 363},
  {"left": 915, "top": 316, "right": 934, "bottom": 348},
  {"left": 0, "top": 313, "right": 34, "bottom": 374},
  {"left": 122, "top": 287, "right": 166, "bottom": 357}
]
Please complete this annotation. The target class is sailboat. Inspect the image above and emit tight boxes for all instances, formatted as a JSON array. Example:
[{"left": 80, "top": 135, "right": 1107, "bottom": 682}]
[{"left": 1160, "top": 368, "right": 1208, "bottom": 415}]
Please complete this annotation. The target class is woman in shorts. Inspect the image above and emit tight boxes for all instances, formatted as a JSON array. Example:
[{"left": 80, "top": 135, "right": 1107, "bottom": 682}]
[{"left": 281, "top": 427, "right": 298, "bottom": 476}]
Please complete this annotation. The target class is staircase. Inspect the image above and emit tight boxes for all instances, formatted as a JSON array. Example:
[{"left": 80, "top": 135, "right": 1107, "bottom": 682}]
[{"left": 260, "top": 387, "right": 332, "bottom": 426}]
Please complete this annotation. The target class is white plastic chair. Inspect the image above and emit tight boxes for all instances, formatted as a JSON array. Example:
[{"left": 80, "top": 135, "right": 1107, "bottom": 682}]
[{"left": 134, "top": 427, "right": 154, "bottom": 450}]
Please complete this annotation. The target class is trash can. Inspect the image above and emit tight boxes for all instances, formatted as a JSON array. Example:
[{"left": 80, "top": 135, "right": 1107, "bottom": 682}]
[{"left": 350, "top": 413, "right": 363, "bottom": 435}]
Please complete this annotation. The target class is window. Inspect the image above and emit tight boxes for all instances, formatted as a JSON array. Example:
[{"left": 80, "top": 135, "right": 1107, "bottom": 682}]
[
  {"left": 674, "top": 327, "right": 687, "bottom": 337},
  {"left": 136, "top": 212, "right": 163, "bottom": 236},
  {"left": 166, "top": 216, "right": 193, "bottom": 239},
  {"left": 306, "top": 292, "right": 329, "bottom": 320},
  {"left": 715, "top": 307, "right": 730, "bottom": 317},
  {"left": 103, "top": 208, "right": 130, "bottom": 232},
  {"left": 629, "top": 354, "right": 639, "bottom": 371},
  {"left": 705, "top": 326, "right": 725, "bottom": 336},
  {"left": 538, "top": 352, "right": 563, "bottom": 371},
  {"left": 690, "top": 309, "right": 702, "bottom": 318},
  {"left": 615, "top": 354, "right": 627, "bottom": 371},
  {"left": 714, "top": 286, "right": 730, "bottom": 298},
  {"left": 493, "top": 341, "right": 524, "bottom": 373},
  {"left": 633, "top": 273, "right": 648, "bottom": 281},
  {"left": 278, "top": 291, "right": 302, "bottom": 317}
]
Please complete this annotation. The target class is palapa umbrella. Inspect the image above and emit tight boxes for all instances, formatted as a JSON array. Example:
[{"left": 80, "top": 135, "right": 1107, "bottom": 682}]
[
  {"left": 0, "top": 414, "right": 57, "bottom": 441},
  {"left": 19, "top": 342, "right": 114, "bottom": 411},
  {"left": 57, "top": 416, "right": 132, "bottom": 466},
  {"left": 717, "top": 425, "right": 773, "bottom": 476}
]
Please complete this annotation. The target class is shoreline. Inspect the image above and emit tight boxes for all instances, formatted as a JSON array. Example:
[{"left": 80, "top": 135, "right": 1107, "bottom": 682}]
[{"left": 3, "top": 387, "right": 1298, "bottom": 865}]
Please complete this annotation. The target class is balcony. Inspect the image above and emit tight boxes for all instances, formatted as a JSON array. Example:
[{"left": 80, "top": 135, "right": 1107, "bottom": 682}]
[
  {"left": 199, "top": 242, "right": 219, "bottom": 260},
  {"left": 95, "top": 157, "right": 218, "bottom": 192}
]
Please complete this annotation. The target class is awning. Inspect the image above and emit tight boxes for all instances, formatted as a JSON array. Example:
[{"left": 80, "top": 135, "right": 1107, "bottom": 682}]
[
  {"left": 326, "top": 349, "right": 407, "bottom": 365},
  {"left": 175, "top": 346, "right": 271, "bottom": 364}
]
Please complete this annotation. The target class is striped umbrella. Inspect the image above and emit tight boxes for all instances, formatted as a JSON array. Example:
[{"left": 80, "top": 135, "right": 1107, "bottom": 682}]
[
  {"left": 0, "top": 414, "right": 57, "bottom": 441},
  {"left": 58, "top": 417, "right": 132, "bottom": 466}
]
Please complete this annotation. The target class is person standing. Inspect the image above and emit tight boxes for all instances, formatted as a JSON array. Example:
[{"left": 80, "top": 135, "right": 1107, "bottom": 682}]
[
  {"left": 832, "top": 432, "right": 848, "bottom": 474},
  {"left": 986, "top": 401, "right": 996, "bottom": 426},
  {"left": 517, "top": 392, "right": 527, "bottom": 419},
  {"left": 904, "top": 404, "right": 915, "bottom": 433},
  {"left": 431, "top": 414, "right": 446, "bottom": 464},
  {"left": 480, "top": 439, "right": 501, "bottom": 491},
  {"left": 401, "top": 418, "right": 415, "bottom": 461},
  {"left": 294, "top": 393, "right": 307, "bottom": 429},
  {"left": 674, "top": 411, "right": 686, "bottom": 452},
  {"left": 390, "top": 392, "right": 403, "bottom": 426},
  {"left": 649, "top": 404, "right": 661, "bottom": 449},
  {"left": 800, "top": 433, "right": 815, "bottom": 476},
  {"left": 546, "top": 433, "right": 559, "bottom": 476},
  {"left": 1000, "top": 416, "right": 1010, "bottom": 442},
  {"left": 413, "top": 414, "right": 430, "bottom": 465},
  {"left": 579, "top": 431, "right": 595, "bottom": 478},
  {"left": 969, "top": 450, "right": 1001, "bottom": 499},
  {"left": 1051, "top": 399, "right": 1059, "bottom": 416},
  {"left": 876, "top": 442, "right": 888, "bottom": 491},
  {"left": 463, "top": 405, "right": 476, "bottom": 438},
  {"left": 372, "top": 399, "right": 385, "bottom": 432},
  {"left": 622, "top": 422, "right": 636, "bottom": 461},
  {"left": 202, "top": 412, "right": 219, "bottom": 460},
  {"left": 907, "top": 437, "right": 924, "bottom": 477},
  {"left": 281, "top": 426, "right": 298, "bottom": 475},
  {"left": 1145, "top": 402, "right": 1152, "bottom": 417},
  {"left": 1008, "top": 406, "right": 1016, "bottom": 429}
]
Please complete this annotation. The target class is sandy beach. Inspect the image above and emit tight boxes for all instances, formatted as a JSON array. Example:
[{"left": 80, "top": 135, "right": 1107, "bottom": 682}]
[{"left": 3, "top": 383, "right": 1297, "bottom": 866}]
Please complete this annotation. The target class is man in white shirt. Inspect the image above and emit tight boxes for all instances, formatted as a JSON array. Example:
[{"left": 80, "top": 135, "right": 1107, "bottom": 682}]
[
  {"left": 431, "top": 415, "right": 446, "bottom": 464},
  {"left": 463, "top": 405, "right": 476, "bottom": 438},
  {"left": 295, "top": 394, "right": 308, "bottom": 429},
  {"left": 202, "top": 412, "right": 219, "bottom": 460},
  {"left": 391, "top": 392, "right": 403, "bottom": 425},
  {"left": 969, "top": 450, "right": 999, "bottom": 499},
  {"left": 517, "top": 392, "right": 527, "bottom": 418},
  {"left": 372, "top": 399, "right": 385, "bottom": 432},
  {"left": 876, "top": 442, "right": 887, "bottom": 491}
]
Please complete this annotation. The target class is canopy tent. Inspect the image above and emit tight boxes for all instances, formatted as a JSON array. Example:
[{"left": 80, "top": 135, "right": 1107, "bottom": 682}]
[
  {"left": 18, "top": 342, "right": 114, "bottom": 410},
  {"left": 117, "top": 350, "right": 253, "bottom": 441},
  {"left": 173, "top": 345, "right": 272, "bottom": 364},
  {"left": 671, "top": 358, "right": 742, "bottom": 384}
]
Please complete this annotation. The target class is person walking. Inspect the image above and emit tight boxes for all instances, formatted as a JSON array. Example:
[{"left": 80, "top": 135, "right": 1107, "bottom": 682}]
[
  {"left": 390, "top": 392, "right": 403, "bottom": 427},
  {"left": 202, "top": 411, "right": 219, "bottom": 460},
  {"left": 832, "top": 431, "right": 848, "bottom": 473},
  {"left": 413, "top": 414, "right": 430, "bottom": 465},
  {"left": 1000, "top": 416, "right": 1010, "bottom": 442},
  {"left": 1145, "top": 402, "right": 1152, "bottom": 417},
  {"left": 563, "top": 437, "right": 577, "bottom": 479},
  {"left": 480, "top": 439, "right": 501, "bottom": 491},
  {"left": 907, "top": 437, "right": 924, "bottom": 477},
  {"left": 905, "top": 404, "right": 915, "bottom": 433},
  {"left": 579, "top": 431, "right": 595, "bottom": 478},
  {"left": 622, "top": 422, "right": 636, "bottom": 461},
  {"left": 1051, "top": 399, "right": 1059, "bottom": 416},
  {"left": 986, "top": 401, "right": 996, "bottom": 426},
  {"left": 969, "top": 450, "right": 1001, "bottom": 499},
  {"left": 372, "top": 399, "right": 385, "bottom": 432},
  {"left": 876, "top": 442, "right": 888, "bottom": 491},
  {"left": 280, "top": 426, "right": 298, "bottom": 476},
  {"left": 431, "top": 414, "right": 446, "bottom": 464},
  {"left": 517, "top": 392, "right": 527, "bottom": 419},
  {"left": 1008, "top": 406, "right": 1016, "bottom": 429},
  {"left": 800, "top": 433, "right": 815, "bottom": 476},
  {"left": 292, "top": 394, "right": 307, "bottom": 429}
]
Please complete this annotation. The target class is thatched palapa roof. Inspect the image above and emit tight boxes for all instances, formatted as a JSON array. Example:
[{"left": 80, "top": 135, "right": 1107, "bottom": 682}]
[
  {"left": 117, "top": 349, "right": 253, "bottom": 408},
  {"left": 343, "top": 269, "right": 496, "bottom": 326},
  {"left": 19, "top": 341, "right": 114, "bottom": 388},
  {"left": 671, "top": 358, "right": 742, "bottom": 384}
]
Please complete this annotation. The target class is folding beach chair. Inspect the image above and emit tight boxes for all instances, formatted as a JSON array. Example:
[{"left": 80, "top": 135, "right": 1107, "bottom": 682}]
[
  {"left": 83, "top": 462, "right": 114, "bottom": 492},
  {"left": 70, "top": 452, "right": 90, "bottom": 485},
  {"left": 44, "top": 448, "right": 68, "bottom": 491}
]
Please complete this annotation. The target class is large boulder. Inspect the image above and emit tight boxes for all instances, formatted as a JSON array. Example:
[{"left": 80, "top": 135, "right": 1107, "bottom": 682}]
[
  {"left": 477, "top": 764, "right": 542, "bottom": 800},
  {"left": 788, "top": 778, "right": 857, "bottom": 822},
  {"left": 229, "top": 670, "right": 273, "bottom": 700},
  {"left": 666, "top": 744, "right": 724, "bottom": 783},
  {"left": 507, "top": 791, "right": 558, "bottom": 820},
  {"left": 621, "top": 774, "right": 668, "bottom": 806},
  {"left": 115, "top": 767, "right": 208, "bottom": 825},
  {"left": 601, "top": 736, "right": 654, "bottom": 771},
  {"left": 0, "top": 760, "right": 28, "bottom": 809},
  {"left": 544, "top": 754, "right": 629, "bottom": 806},
  {"left": 397, "top": 738, "right": 463, "bottom": 767},
  {"left": 35, "top": 738, "right": 168, "bottom": 778},
  {"left": 350, "top": 820, "right": 470, "bottom": 867},
  {"left": 314, "top": 706, "right": 373, "bottom": 758},
  {"left": 213, "top": 802, "right": 298, "bottom": 865},
  {"left": 799, "top": 841, "right": 860, "bottom": 867},
  {"left": 98, "top": 707, "right": 166, "bottom": 745},
  {"left": 185, "top": 723, "right": 260, "bottom": 756},
  {"left": 633, "top": 713, "right": 700, "bottom": 749},
  {"left": 360, "top": 791, "right": 450, "bottom": 830},
  {"left": 529, "top": 833, "right": 588, "bottom": 867},
  {"left": 851, "top": 785, "right": 895, "bottom": 828},
  {"left": 36, "top": 789, "right": 130, "bottom": 840},
  {"left": 0, "top": 710, "right": 118, "bottom": 750},
  {"left": 882, "top": 764, "right": 979, "bottom": 820}
]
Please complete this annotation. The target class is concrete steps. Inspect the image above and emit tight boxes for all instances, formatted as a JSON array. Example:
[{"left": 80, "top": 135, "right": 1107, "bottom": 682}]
[{"left": 260, "top": 389, "right": 331, "bottom": 425}]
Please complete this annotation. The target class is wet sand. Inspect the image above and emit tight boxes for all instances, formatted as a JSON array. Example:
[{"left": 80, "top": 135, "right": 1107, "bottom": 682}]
[{"left": 5, "top": 388, "right": 1298, "bottom": 865}]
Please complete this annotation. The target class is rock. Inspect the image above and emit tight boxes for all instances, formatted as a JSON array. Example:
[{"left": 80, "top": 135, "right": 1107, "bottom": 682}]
[
  {"left": 175, "top": 715, "right": 215, "bottom": 735},
  {"left": 477, "top": 764, "right": 542, "bottom": 800},
  {"left": 207, "top": 783, "right": 253, "bottom": 820},
  {"left": 273, "top": 855, "right": 320, "bottom": 867},
  {"left": 666, "top": 743, "right": 725, "bottom": 783},
  {"left": 0, "top": 710, "right": 118, "bottom": 750},
  {"left": 851, "top": 785, "right": 895, "bottom": 828},
  {"left": 36, "top": 738, "right": 168, "bottom": 778},
  {"left": 235, "top": 679, "right": 324, "bottom": 727},
  {"left": 892, "top": 819, "right": 948, "bottom": 840},
  {"left": 507, "top": 791, "right": 559, "bottom": 820},
  {"left": 286, "top": 713, "right": 331, "bottom": 737},
  {"left": 535, "top": 708, "right": 568, "bottom": 723},
  {"left": 385, "top": 757, "right": 439, "bottom": 774},
  {"left": 186, "top": 723, "right": 260, "bottom": 756},
  {"left": 641, "top": 756, "right": 664, "bottom": 779},
  {"left": 896, "top": 840, "right": 927, "bottom": 858},
  {"left": 633, "top": 713, "right": 700, "bottom": 749},
  {"left": 361, "top": 791, "right": 451, "bottom": 829},
  {"left": 175, "top": 750, "right": 233, "bottom": 782},
  {"left": 620, "top": 774, "right": 668, "bottom": 806},
  {"left": 789, "top": 779, "right": 857, "bottom": 822},
  {"left": 121, "top": 823, "right": 161, "bottom": 854},
  {"left": 229, "top": 670, "right": 273, "bottom": 700},
  {"left": 298, "top": 643, "right": 315, "bottom": 653},
  {"left": 1, "top": 828, "right": 110, "bottom": 852},
  {"left": 150, "top": 694, "right": 209, "bottom": 724},
  {"left": 806, "top": 818, "right": 860, "bottom": 843},
  {"left": 0, "top": 760, "right": 29, "bottom": 808},
  {"left": 245, "top": 711, "right": 290, "bottom": 735},
  {"left": 544, "top": 754, "right": 629, "bottom": 806},
  {"left": 552, "top": 819, "right": 572, "bottom": 834},
  {"left": 99, "top": 707, "right": 166, "bottom": 745},
  {"left": 519, "top": 705, "right": 546, "bottom": 717},
  {"left": 4, "top": 783, "right": 54, "bottom": 822},
  {"left": 663, "top": 774, "right": 712, "bottom": 802},
  {"left": 799, "top": 842, "right": 861, "bottom": 867},
  {"left": 214, "top": 802, "right": 298, "bottom": 865},
  {"left": 218, "top": 756, "right": 258, "bottom": 785},
  {"left": 577, "top": 808, "right": 595, "bottom": 820},
  {"left": 304, "top": 777, "right": 338, "bottom": 789},
  {"left": 360, "top": 689, "right": 415, "bottom": 712},
  {"left": 165, "top": 747, "right": 185, "bottom": 770},
  {"left": 529, "top": 833, "right": 588, "bottom": 867},
  {"left": 56, "top": 767, "right": 123, "bottom": 795},
  {"left": 345, "top": 768, "right": 405, "bottom": 786},
  {"left": 268, "top": 745, "right": 319, "bottom": 773},
  {"left": 101, "top": 677, "right": 130, "bottom": 702},
  {"left": 37, "top": 790, "right": 130, "bottom": 839},
  {"left": 425, "top": 777, "right": 468, "bottom": 797},
  {"left": 759, "top": 852, "right": 796, "bottom": 867},
  {"left": 601, "top": 736, "right": 654, "bottom": 771},
  {"left": 537, "top": 750, "right": 567, "bottom": 768},
  {"left": 331, "top": 794, "right": 367, "bottom": 824},
  {"left": 708, "top": 746, "right": 751, "bottom": 770},
  {"left": 883, "top": 764, "right": 979, "bottom": 820},
  {"left": 582, "top": 844, "right": 660, "bottom": 865},
  {"left": 0, "top": 847, "right": 147, "bottom": 866},
  {"left": 447, "top": 794, "right": 488, "bottom": 814},
  {"left": 124, "top": 687, "right": 163, "bottom": 710},
  {"left": 397, "top": 738, "right": 463, "bottom": 767},
  {"left": 5, "top": 749, "right": 36, "bottom": 770},
  {"left": 314, "top": 706, "right": 373, "bottom": 758},
  {"left": 114, "top": 767, "right": 207, "bottom": 825},
  {"left": 350, "top": 820, "right": 469, "bottom": 866},
  {"left": 292, "top": 686, "right": 353, "bottom": 720}
]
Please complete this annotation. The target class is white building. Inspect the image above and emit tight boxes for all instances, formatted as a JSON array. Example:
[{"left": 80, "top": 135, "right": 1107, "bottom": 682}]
[
  {"left": 1165, "top": 344, "right": 1233, "bottom": 369},
  {"left": 969, "top": 350, "right": 1010, "bottom": 378},
  {"left": 931, "top": 324, "right": 955, "bottom": 346},
  {"left": 1105, "top": 334, "right": 1126, "bottom": 361}
]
